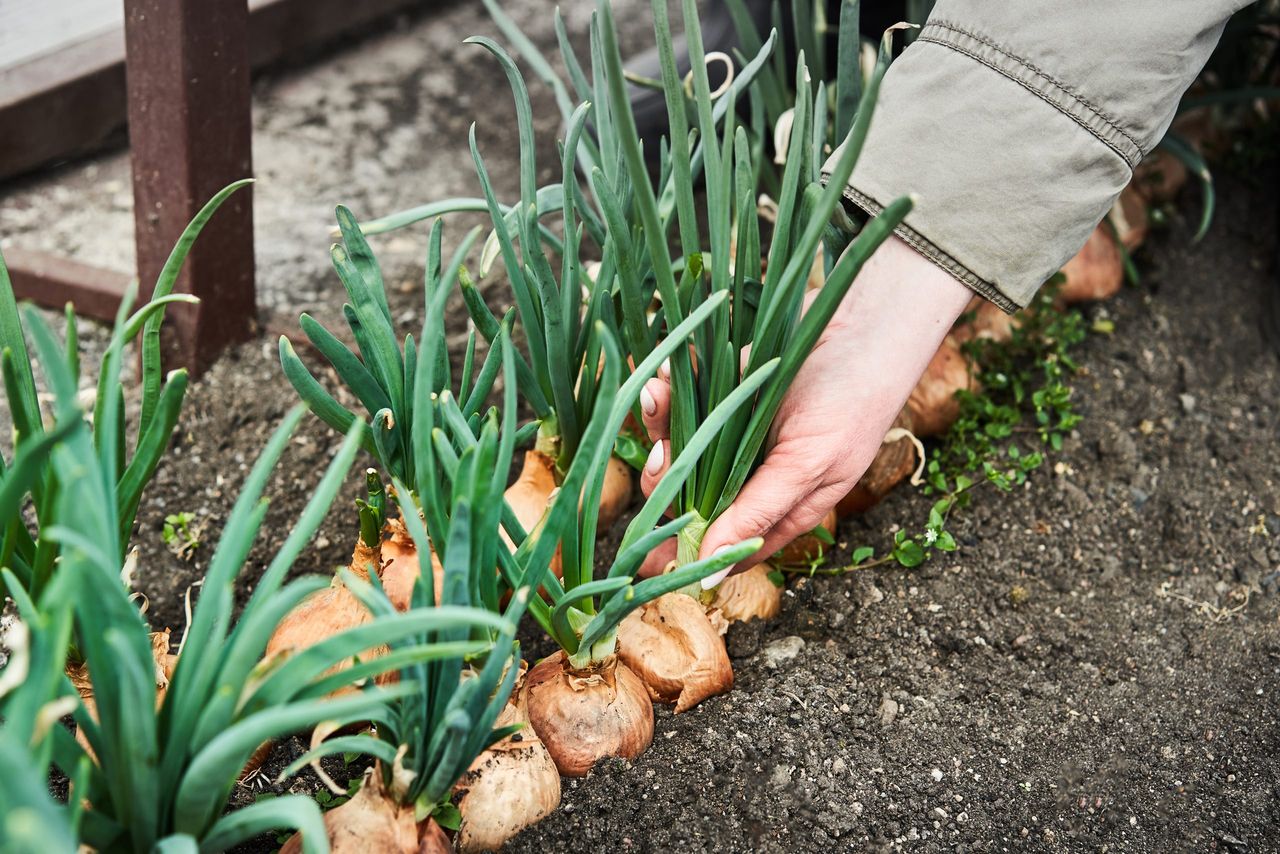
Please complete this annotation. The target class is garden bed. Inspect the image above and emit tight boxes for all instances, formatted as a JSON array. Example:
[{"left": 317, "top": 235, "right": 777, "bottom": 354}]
[{"left": 97, "top": 166, "right": 1275, "bottom": 852}]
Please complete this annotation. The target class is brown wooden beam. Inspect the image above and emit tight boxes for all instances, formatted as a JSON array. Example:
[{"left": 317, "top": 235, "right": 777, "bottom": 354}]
[
  {"left": 0, "top": 0, "right": 423, "bottom": 181},
  {"left": 124, "top": 0, "right": 255, "bottom": 373},
  {"left": 4, "top": 247, "right": 132, "bottom": 321}
]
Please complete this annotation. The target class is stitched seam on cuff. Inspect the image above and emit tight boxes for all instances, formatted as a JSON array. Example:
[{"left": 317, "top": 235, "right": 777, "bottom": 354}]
[
  {"left": 840, "top": 186, "right": 1021, "bottom": 314},
  {"left": 918, "top": 21, "right": 1143, "bottom": 167}
]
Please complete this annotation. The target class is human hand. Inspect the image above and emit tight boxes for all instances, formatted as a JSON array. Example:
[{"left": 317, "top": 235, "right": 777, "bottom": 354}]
[{"left": 637, "top": 234, "right": 974, "bottom": 583}]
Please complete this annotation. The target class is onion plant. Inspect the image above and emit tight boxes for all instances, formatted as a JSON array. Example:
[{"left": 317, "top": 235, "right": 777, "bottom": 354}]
[
  {"left": 274, "top": 300, "right": 554, "bottom": 852},
  {"left": 588, "top": 0, "right": 910, "bottom": 572},
  {"left": 278, "top": 212, "right": 498, "bottom": 494},
  {"left": 8, "top": 292, "right": 509, "bottom": 853},
  {"left": 0, "top": 181, "right": 249, "bottom": 604}
]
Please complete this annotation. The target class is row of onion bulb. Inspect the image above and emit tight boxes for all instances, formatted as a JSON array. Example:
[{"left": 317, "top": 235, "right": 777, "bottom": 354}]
[{"left": 148, "top": 170, "right": 1161, "bottom": 852}]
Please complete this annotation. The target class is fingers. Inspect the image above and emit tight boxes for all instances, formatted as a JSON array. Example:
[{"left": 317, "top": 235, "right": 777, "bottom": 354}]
[
  {"left": 696, "top": 449, "right": 823, "bottom": 586},
  {"left": 639, "top": 438, "right": 671, "bottom": 499},
  {"left": 636, "top": 538, "right": 677, "bottom": 578},
  {"left": 751, "top": 482, "right": 847, "bottom": 561},
  {"left": 639, "top": 374, "right": 671, "bottom": 442}
]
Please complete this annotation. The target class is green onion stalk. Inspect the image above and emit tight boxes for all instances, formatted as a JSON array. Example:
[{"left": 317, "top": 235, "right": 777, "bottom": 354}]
[
  {"left": 371, "top": 34, "right": 650, "bottom": 550},
  {"left": 721, "top": 0, "right": 885, "bottom": 198},
  {"left": 8, "top": 283, "right": 503, "bottom": 853},
  {"left": 0, "top": 530, "right": 78, "bottom": 851}
]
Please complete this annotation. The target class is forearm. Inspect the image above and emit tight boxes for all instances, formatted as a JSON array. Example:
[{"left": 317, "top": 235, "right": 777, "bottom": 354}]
[{"left": 825, "top": 234, "right": 972, "bottom": 433}]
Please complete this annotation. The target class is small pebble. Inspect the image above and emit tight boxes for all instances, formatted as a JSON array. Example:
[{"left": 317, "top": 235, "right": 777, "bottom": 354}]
[{"left": 761, "top": 635, "right": 805, "bottom": 669}]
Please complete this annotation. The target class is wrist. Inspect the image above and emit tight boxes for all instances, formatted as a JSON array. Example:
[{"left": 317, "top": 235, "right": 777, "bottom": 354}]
[{"left": 832, "top": 234, "right": 973, "bottom": 411}]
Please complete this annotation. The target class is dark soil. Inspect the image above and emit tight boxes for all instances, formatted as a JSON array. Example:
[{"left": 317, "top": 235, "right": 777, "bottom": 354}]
[{"left": 4, "top": 2, "right": 1279, "bottom": 851}]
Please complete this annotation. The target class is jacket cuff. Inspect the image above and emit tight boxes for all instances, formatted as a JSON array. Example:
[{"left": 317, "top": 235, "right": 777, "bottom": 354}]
[{"left": 826, "top": 20, "right": 1135, "bottom": 311}]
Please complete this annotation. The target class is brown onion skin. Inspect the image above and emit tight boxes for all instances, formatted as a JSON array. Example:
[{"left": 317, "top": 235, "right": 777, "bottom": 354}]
[
  {"left": 596, "top": 455, "right": 634, "bottom": 532},
  {"left": 711, "top": 564, "right": 782, "bottom": 623},
  {"left": 617, "top": 592, "right": 733, "bottom": 713},
  {"left": 72, "top": 630, "right": 174, "bottom": 758},
  {"left": 1112, "top": 185, "right": 1149, "bottom": 252},
  {"left": 952, "top": 296, "right": 1017, "bottom": 345},
  {"left": 503, "top": 450, "right": 562, "bottom": 579},
  {"left": 379, "top": 517, "right": 444, "bottom": 610},
  {"left": 279, "top": 767, "right": 449, "bottom": 854},
  {"left": 454, "top": 689, "right": 560, "bottom": 852},
  {"left": 1059, "top": 223, "right": 1124, "bottom": 304},
  {"left": 774, "top": 509, "right": 837, "bottom": 566},
  {"left": 1131, "top": 148, "right": 1188, "bottom": 204},
  {"left": 523, "top": 651, "right": 653, "bottom": 777},
  {"left": 906, "top": 335, "right": 977, "bottom": 439},
  {"left": 838, "top": 410, "right": 919, "bottom": 516}
]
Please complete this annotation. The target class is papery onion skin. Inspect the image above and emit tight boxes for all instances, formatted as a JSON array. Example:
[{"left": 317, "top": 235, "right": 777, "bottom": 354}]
[
  {"left": 838, "top": 411, "right": 918, "bottom": 516},
  {"left": 379, "top": 516, "right": 444, "bottom": 610},
  {"left": 279, "top": 767, "right": 440, "bottom": 854},
  {"left": 1112, "top": 185, "right": 1149, "bottom": 252},
  {"left": 774, "top": 509, "right": 836, "bottom": 565},
  {"left": 454, "top": 688, "right": 560, "bottom": 852},
  {"left": 906, "top": 335, "right": 976, "bottom": 438},
  {"left": 1059, "top": 223, "right": 1123, "bottom": 304},
  {"left": 1131, "top": 148, "right": 1188, "bottom": 204},
  {"left": 523, "top": 651, "right": 653, "bottom": 777},
  {"left": 617, "top": 592, "right": 733, "bottom": 713},
  {"left": 71, "top": 629, "right": 174, "bottom": 757},
  {"left": 503, "top": 449, "right": 562, "bottom": 579},
  {"left": 596, "top": 455, "right": 634, "bottom": 532},
  {"left": 952, "top": 296, "right": 1017, "bottom": 345},
  {"left": 711, "top": 563, "right": 782, "bottom": 624}
]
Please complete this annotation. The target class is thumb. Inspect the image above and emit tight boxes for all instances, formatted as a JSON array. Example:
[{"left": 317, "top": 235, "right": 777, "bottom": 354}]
[{"left": 696, "top": 451, "right": 817, "bottom": 588}]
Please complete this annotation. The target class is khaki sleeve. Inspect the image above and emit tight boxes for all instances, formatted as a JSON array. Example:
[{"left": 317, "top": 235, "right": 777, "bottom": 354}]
[{"left": 825, "top": 0, "right": 1254, "bottom": 311}]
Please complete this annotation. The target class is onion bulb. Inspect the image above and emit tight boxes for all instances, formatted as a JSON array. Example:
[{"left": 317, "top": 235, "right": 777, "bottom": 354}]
[
  {"left": 710, "top": 563, "right": 782, "bottom": 623},
  {"left": 905, "top": 335, "right": 977, "bottom": 438},
  {"left": 774, "top": 509, "right": 836, "bottom": 565},
  {"left": 1110, "top": 186, "right": 1149, "bottom": 252},
  {"left": 1059, "top": 223, "right": 1123, "bottom": 304},
  {"left": 503, "top": 449, "right": 561, "bottom": 578},
  {"left": 616, "top": 592, "right": 733, "bottom": 713},
  {"left": 837, "top": 411, "right": 921, "bottom": 516},
  {"left": 952, "top": 296, "right": 1017, "bottom": 345},
  {"left": 523, "top": 651, "right": 653, "bottom": 777},
  {"left": 596, "top": 455, "right": 634, "bottom": 531},
  {"left": 279, "top": 766, "right": 451, "bottom": 854},
  {"left": 1131, "top": 148, "right": 1188, "bottom": 204},
  {"left": 379, "top": 516, "right": 443, "bottom": 610},
  {"left": 454, "top": 681, "right": 560, "bottom": 852},
  {"left": 264, "top": 537, "right": 386, "bottom": 690},
  {"left": 71, "top": 629, "right": 175, "bottom": 757}
]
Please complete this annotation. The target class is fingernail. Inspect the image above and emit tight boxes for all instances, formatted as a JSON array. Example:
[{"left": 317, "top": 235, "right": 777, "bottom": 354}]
[
  {"left": 658, "top": 358, "right": 670, "bottom": 380},
  {"left": 701, "top": 567, "right": 734, "bottom": 591},
  {"left": 640, "top": 383, "right": 657, "bottom": 416},
  {"left": 700, "top": 546, "right": 735, "bottom": 590},
  {"left": 644, "top": 441, "right": 664, "bottom": 476}
]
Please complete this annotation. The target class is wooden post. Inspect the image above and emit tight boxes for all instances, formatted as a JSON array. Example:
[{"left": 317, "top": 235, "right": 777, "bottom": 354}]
[{"left": 123, "top": 0, "right": 255, "bottom": 373}]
